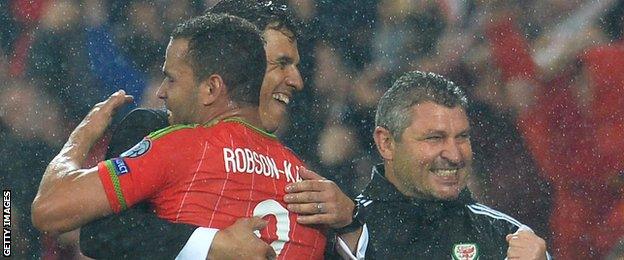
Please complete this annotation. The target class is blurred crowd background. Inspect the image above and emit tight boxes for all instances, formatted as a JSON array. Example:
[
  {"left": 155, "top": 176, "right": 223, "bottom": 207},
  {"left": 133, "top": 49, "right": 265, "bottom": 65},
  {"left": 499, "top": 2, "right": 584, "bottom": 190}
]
[{"left": 2, "top": 0, "right": 624, "bottom": 259}]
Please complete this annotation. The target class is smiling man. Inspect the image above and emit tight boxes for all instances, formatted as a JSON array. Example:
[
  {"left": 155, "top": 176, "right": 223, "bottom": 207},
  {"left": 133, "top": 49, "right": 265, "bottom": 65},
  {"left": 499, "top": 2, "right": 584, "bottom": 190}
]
[
  {"left": 257, "top": 27, "right": 302, "bottom": 132},
  {"left": 338, "top": 71, "right": 549, "bottom": 259}
]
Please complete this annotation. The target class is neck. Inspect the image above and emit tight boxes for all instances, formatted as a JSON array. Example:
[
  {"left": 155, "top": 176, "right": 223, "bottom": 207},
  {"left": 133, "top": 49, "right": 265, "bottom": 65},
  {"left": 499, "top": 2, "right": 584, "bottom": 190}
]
[{"left": 201, "top": 102, "right": 262, "bottom": 127}]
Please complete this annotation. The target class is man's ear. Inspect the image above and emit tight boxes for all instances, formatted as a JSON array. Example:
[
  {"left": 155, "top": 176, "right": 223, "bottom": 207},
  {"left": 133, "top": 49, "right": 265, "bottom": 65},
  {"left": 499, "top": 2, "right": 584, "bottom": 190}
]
[
  {"left": 373, "top": 126, "right": 395, "bottom": 160},
  {"left": 199, "top": 74, "right": 225, "bottom": 106}
]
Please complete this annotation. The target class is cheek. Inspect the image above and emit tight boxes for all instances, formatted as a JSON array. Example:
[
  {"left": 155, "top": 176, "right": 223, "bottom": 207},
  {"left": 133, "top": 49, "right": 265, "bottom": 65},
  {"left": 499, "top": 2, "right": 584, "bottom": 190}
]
[
  {"left": 400, "top": 154, "right": 429, "bottom": 180},
  {"left": 461, "top": 144, "right": 473, "bottom": 163},
  {"left": 414, "top": 146, "right": 438, "bottom": 166},
  {"left": 259, "top": 87, "right": 275, "bottom": 104},
  {"left": 262, "top": 72, "right": 280, "bottom": 87},
  {"left": 260, "top": 84, "right": 271, "bottom": 96}
]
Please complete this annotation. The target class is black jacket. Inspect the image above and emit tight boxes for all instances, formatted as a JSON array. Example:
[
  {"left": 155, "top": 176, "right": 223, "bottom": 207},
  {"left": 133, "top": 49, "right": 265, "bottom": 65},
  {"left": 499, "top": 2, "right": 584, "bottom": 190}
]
[{"left": 357, "top": 165, "right": 525, "bottom": 259}]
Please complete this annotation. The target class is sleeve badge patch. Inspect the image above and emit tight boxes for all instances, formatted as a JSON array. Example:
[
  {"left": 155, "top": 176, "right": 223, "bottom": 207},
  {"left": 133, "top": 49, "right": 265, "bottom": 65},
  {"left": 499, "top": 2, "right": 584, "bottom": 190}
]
[{"left": 120, "top": 139, "right": 151, "bottom": 158}]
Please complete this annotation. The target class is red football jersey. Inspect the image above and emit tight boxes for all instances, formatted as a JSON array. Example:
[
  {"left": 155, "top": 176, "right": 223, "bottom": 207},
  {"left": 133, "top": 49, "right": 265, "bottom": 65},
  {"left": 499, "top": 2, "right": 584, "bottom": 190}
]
[{"left": 98, "top": 118, "right": 326, "bottom": 259}]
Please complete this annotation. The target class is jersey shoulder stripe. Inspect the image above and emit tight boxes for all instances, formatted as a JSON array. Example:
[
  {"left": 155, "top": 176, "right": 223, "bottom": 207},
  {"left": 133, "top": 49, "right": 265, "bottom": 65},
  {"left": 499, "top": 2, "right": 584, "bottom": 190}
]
[
  {"left": 146, "top": 118, "right": 275, "bottom": 141},
  {"left": 222, "top": 117, "right": 277, "bottom": 139},
  {"left": 466, "top": 203, "right": 523, "bottom": 227},
  {"left": 147, "top": 124, "right": 197, "bottom": 140}
]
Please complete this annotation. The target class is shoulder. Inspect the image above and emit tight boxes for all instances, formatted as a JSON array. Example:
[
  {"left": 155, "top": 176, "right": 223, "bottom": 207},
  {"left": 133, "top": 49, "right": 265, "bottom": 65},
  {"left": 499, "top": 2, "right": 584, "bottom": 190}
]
[
  {"left": 147, "top": 124, "right": 199, "bottom": 141},
  {"left": 119, "top": 124, "right": 203, "bottom": 159},
  {"left": 107, "top": 108, "right": 170, "bottom": 158},
  {"left": 118, "top": 108, "right": 169, "bottom": 129},
  {"left": 146, "top": 121, "right": 235, "bottom": 144},
  {"left": 142, "top": 124, "right": 217, "bottom": 158},
  {"left": 113, "top": 108, "right": 170, "bottom": 142}
]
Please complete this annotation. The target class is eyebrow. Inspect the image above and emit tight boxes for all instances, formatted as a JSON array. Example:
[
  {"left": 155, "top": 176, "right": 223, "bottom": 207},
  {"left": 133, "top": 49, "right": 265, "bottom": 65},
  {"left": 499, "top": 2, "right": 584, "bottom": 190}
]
[
  {"left": 458, "top": 128, "right": 471, "bottom": 136},
  {"left": 423, "top": 127, "right": 471, "bottom": 136},
  {"left": 423, "top": 130, "right": 447, "bottom": 136},
  {"left": 275, "top": 56, "right": 295, "bottom": 65}
]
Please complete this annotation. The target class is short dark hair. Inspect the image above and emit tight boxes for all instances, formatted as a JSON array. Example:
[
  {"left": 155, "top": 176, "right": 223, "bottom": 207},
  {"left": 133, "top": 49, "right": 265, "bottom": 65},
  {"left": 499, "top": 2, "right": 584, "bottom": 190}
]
[
  {"left": 206, "top": 0, "right": 300, "bottom": 41},
  {"left": 375, "top": 71, "right": 468, "bottom": 139},
  {"left": 171, "top": 13, "right": 266, "bottom": 105}
]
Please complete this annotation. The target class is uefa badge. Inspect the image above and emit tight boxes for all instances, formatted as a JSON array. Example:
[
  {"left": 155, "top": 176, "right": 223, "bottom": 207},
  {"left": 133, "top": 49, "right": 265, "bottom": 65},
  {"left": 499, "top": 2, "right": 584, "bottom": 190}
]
[
  {"left": 452, "top": 243, "right": 479, "bottom": 260},
  {"left": 121, "top": 139, "right": 151, "bottom": 158}
]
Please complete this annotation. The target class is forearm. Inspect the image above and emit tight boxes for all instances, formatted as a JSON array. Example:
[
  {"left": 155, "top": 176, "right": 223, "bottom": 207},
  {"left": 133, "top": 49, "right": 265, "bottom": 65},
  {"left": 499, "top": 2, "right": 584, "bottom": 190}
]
[
  {"left": 32, "top": 136, "right": 97, "bottom": 234},
  {"left": 36, "top": 122, "right": 99, "bottom": 197},
  {"left": 33, "top": 105, "right": 117, "bottom": 233}
]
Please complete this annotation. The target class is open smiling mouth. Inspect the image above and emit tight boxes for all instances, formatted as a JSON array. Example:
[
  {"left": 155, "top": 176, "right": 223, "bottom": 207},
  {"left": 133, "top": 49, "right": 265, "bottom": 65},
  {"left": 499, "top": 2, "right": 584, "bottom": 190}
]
[
  {"left": 430, "top": 169, "right": 459, "bottom": 177},
  {"left": 272, "top": 93, "right": 290, "bottom": 105}
]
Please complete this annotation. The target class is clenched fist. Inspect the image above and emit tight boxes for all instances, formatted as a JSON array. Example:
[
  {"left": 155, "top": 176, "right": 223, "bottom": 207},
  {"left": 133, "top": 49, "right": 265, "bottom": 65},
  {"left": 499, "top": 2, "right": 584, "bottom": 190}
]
[{"left": 506, "top": 229, "right": 547, "bottom": 260}]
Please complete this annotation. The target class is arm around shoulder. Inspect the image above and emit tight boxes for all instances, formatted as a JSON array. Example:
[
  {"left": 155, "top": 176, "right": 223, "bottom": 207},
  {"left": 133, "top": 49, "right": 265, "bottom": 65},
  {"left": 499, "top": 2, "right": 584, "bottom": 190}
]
[{"left": 32, "top": 91, "right": 133, "bottom": 234}]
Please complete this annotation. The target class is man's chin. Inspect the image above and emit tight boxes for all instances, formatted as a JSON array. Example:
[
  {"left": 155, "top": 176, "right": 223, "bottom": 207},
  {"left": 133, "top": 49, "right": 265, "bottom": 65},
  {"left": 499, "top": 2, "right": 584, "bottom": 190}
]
[
  {"left": 263, "top": 112, "right": 287, "bottom": 133},
  {"left": 432, "top": 188, "right": 462, "bottom": 201},
  {"left": 262, "top": 117, "right": 280, "bottom": 133}
]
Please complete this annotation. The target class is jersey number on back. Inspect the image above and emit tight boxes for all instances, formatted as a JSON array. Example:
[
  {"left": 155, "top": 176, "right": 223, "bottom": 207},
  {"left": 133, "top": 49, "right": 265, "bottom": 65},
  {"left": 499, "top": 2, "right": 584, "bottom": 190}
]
[{"left": 253, "top": 199, "right": 291, "bottom": 255}]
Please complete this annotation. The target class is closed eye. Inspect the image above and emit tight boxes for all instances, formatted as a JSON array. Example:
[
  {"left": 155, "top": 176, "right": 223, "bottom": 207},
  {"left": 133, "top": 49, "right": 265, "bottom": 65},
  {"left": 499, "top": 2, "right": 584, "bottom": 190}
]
[
  {"left": 275, "top": 56, "right": 294, "bottom": 69},
  {"left": 424, "top": 135, "right": 443, "bottom": 141},
  {"left": 457, "top": 130, "right": 471, "bottom": 141},
  {"left": 162, "top": 70, "right": 174, "bottom": 83}
]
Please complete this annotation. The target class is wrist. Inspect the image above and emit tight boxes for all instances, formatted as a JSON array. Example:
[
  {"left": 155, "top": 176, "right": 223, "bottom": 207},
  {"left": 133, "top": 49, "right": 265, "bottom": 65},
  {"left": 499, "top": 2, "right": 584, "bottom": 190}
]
[
  {"left": 206, "top": 230, "right": 225, "bottom": 260},
  {"left": 73, "top": 119, "right": 106, "bottom": 144},
  {"left": 334, "top": 201, "right": 363, "bottom": 234},
  {"left": 177, "top": 227, "right": 218, "bottom": 260}
]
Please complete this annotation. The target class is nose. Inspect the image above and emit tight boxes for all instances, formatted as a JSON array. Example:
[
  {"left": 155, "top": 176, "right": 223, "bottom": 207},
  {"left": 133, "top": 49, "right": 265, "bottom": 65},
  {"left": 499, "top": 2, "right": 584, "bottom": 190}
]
[
  {"left": 285, "top": 68, "right": 303, "bottom": 92},
  {"left": 440, "top": 140, "right": 465, "bottom": 167},
  {"left": 156, "top": 82, "right": 167, "bottom": 100}
]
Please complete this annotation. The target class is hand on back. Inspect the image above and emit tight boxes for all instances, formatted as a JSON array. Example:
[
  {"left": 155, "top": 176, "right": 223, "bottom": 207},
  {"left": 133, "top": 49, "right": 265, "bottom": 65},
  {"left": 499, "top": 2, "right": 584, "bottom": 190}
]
[
  {"left": 284, "top": 168, "right": 355, "bottom": 229},
  {"left": 209, "top": 218, "right": 276, "bottom": 260}
]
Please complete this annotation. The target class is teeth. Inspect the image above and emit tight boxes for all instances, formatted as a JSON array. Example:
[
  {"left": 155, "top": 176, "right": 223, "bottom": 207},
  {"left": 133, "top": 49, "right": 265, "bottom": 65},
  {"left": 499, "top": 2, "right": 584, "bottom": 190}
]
[
  {"left": 272, "top": 93, "right": 290, "bottom": 104},
  {"left": 431, "top": 169, "right": 457, "bottom": 176}
]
